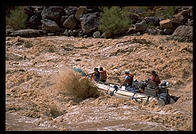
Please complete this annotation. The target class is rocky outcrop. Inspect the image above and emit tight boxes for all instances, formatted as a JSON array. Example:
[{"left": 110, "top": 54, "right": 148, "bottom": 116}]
[
  {"left": 63, "top": 15, "right": 77, "bottom": 29},
  {"left": 135, "top": 20, "right": 147, "bottom": 32},
  {"left": 171, "top": 25, "right": 192, "bottom": 42},
  {"left": 41, "top": 6, "right": 65, "bottom": 24},
  {"left": 41, "top": 19, "right": 61, "bottom": 32},
  {"left": 159, "top": 19, "right": 173, "bottom": 29},
  {"left": 75, "top": 6, "right": 87, "bottom": 20},
  {"left": 80, "top": 12, "right": 99, "bottom": 34},
  {"left": 6, "top": 6, "right": 193, "bottom": 41},
  {"left": 145, "top": 16, "right": 160, "bottom": 26}
]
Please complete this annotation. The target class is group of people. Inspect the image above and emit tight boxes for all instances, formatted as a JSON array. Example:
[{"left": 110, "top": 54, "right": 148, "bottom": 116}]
[
  {"left": 83, "top": 67, "right": 178, "bottom": 104},
  {"left": 90, "top": 67, "right": 107, "bottom": 83},
  {"left": 90, "top": 67, "right": 161, "bottom": 90},
  {"left": 120, "top": 70, "right": 160, "bottom": 89}
]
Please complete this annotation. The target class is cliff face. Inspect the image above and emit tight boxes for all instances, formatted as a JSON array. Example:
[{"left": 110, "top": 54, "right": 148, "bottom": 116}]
[{"left": 6, "top": 34, "right": 193, "bottom": 130}]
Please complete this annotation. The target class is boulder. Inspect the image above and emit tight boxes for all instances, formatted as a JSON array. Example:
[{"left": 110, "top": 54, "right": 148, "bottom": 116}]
[
  {"left": 24, "top": 6, "right": 35, "bottom": 17},
  {"left": 6, "top": 28, "right": 14, "bottom": 36},
  {"left": 63, "top": 15, "right": 77, "bottom": 29},
  {"left": 173, "top": 14, "right": 184, "bottom": 24},
  {"left": 93, "top": 31, "right": 101, "bottom": 38},
  {"left": 172, "top": 25, "right": 192, "bottom": 42},
  {"left": 9, "top": 29, "right": 44, "bottom": 37},
  {"left": 75, "top": 6, "right": 87, "bottom": 20},
  {"left": 159, "top": 19, "right": 173, "bottom": 29},
  {"left": 80, "top": 12, "right": 99, "bottom": 34},
  {"left": 135, "top": 20, "right": 147, "bottom": 32},
  {"left": 163, "top": 29, "right": 173, "bottom": 35},
  {"left": 178, "top": 9, "right": 190, "bottom": 18},
  {"left": 41, "top": 6, "right": 64, "bottom": 23},
  {"left": 27, "top": 14, "right": 42, "bottom": 29},
  {"left": 41, "top": 19, "right": 60, "bottom": 32},
  {"left": 64, "top": 6, "right": 78, "bottom": 16},
  {"left": 130, "top": 13, "right": 140, "bottom": 24},
  {"left": 147, "top": 28, "right": 157, "bottom": 35},
  {"left": 145, "top": 16, "right": 160, "bottom": 26},
  {"left": 127, "top": 27, "right": 137, "bottom": 34}
]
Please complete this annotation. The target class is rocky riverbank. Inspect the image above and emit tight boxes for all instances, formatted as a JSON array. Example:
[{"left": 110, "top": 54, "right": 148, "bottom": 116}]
[{"left": 6, "top": 6, "right": 192, "bottom": 42}]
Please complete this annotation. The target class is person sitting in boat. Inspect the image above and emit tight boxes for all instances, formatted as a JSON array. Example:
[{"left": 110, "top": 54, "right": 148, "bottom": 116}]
[
  {"left": 90, "top": 67, "right": 100, "bottom": 82},
  {"left": 99, "top": 67, "right": 107, "bottom": 83},
  {"left": 120, "top": 70, "right": 134, "bottom": 89},
  {"left": 150, "top": 70, "right": 161, "bottom": 86}
]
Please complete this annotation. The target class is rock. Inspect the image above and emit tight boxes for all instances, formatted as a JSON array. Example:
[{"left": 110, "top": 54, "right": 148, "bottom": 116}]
[
  {"left": 24, "top": 6, "right": 35, "bottom": 17},
  {"left": 147, "top": 28, "right": 157, "bottom": 35},
  {"left": 9, "top": 29, "right": 44, "bottom": 37},
  {"left": 63, "top": 29, "right": 69, "bottom": 36},
  {"left": 60, "top": 16, "right": 68, "bottom": 27},
  {"left": 78, "top": 30, "right": 83, "bottom": 37},
  {"left": 93, "top": 31, "right": 101, "bottom": 38},
  {"left": 135, "top": 20, "right": 147, "bottom": 32},
  {"left": 75, "top": 6, "right": 87, "bottom": 20},
  {"left": 130, "top": 13, "right": 140, "bottom": 24},
  {"left": 86, "top": 6, "right": 100, "bottom": 12},
  {"left": 63, "top": 15, "right": 77, "bottom": 29},
  {"left": 173, "top": 13, "right": 184, "bottom": 23},
  {"left": 80, "top": 12, "right": 99, "bottom": 34},
  {"left": 41, "top": 6, "right": 64, "bottom": 23},
  {"left": 159, "top": 19, "right": 173, "bottom": 29},
  {"left": 172, "top": 25, "right": 192, "bottom": 42},
  {"left": 41, "top": 19, "right": 60, "bottom": 32},
  {"left": 68, "top": 30, "right": 74, "bottom": 36},
  {"left": 163, "top": 29, "right": 173, "bottom": 35},
  {"left": 186, "top": 19, "right": 193, "bottom": 26},
  {"left": 6, "top": 28, "right": 14, "bottom": 36},
  {"left": 127, "top": 27, "right": 137, "bottom": 34},
  {"left": 64, "top": 6, "right": 78, "bottom": 16},
  {"left": 178, "top": 9, "right": 190, "bottom": 18},
  {"left": 100, "top": 32, "right": 105, "bottom": 38},
  {"left": 27, "top": 14, "right": 42, "bottom": 29},
  {"left": 145, "top": 16, "right": 160, "bottom": 26},
  {"left": 47, "top": 33, "right": 56, "bottom": 36}
]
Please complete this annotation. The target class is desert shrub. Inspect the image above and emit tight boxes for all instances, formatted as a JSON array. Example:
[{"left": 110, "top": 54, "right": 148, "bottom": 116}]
[
  {"left": 6, "top": 6, "right": 28, "bottom": 30},
  {"left": 98, "top": 6, "right": 131, "bottom": 38}
]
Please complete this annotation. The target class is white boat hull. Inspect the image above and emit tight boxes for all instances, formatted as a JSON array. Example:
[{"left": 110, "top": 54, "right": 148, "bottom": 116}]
[{"left": 95, "top": 82, "right": 158, "bottom": 103}]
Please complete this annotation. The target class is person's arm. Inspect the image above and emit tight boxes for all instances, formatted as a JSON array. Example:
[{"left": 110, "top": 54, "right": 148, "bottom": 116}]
[{"left": 90, "top": 73, "right": 94, "bottom": 80}]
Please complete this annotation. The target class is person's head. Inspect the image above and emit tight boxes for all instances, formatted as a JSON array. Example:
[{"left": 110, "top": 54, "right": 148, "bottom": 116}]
[
  {"left": 151, "top": 70, "right": 157, "bottom": 76},
  {"left": 94, "top": 68, "right": 99, "bottom": 72},
  {"left": 125, "top": 69, "right": 130, "bottom": 75},
  {"left": 99, "top": 67, "right": 103, "bottom": 71}
]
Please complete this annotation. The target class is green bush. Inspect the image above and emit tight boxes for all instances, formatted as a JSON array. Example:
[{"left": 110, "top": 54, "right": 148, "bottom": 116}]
[
  {"left": 98, "top": 6, "right": 131, "bottom": 38},
  {"left": 6, "top": 6, "right": 28, "bottom": 30},
  {"left": 156, "top": 6, "right": 175, "bottom": 19}
]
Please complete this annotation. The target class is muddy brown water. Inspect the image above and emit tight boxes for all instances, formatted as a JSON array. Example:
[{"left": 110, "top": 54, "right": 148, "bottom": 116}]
[{"left": 6, "top": 35, "right": 193, "bottom": 131}]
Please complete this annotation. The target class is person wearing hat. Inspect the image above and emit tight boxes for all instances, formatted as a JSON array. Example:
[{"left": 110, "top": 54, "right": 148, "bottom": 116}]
[
  {"left": 151, "top": 70, "right": 161, "bottom": 86},
  {"left": 120, "top": 69, "right": 134, "bottom": 88}
]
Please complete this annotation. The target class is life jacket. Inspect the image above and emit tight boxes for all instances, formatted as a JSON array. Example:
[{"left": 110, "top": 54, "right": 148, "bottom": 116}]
[
  {"left": 93, "top": 71, "right": 100, "bottom": 81},
  {"left": 100, "top": 70, "right": 107, "bottom": 81},
  {"left": 124, "top": 74, "right": 134, "bottom": 86}
]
